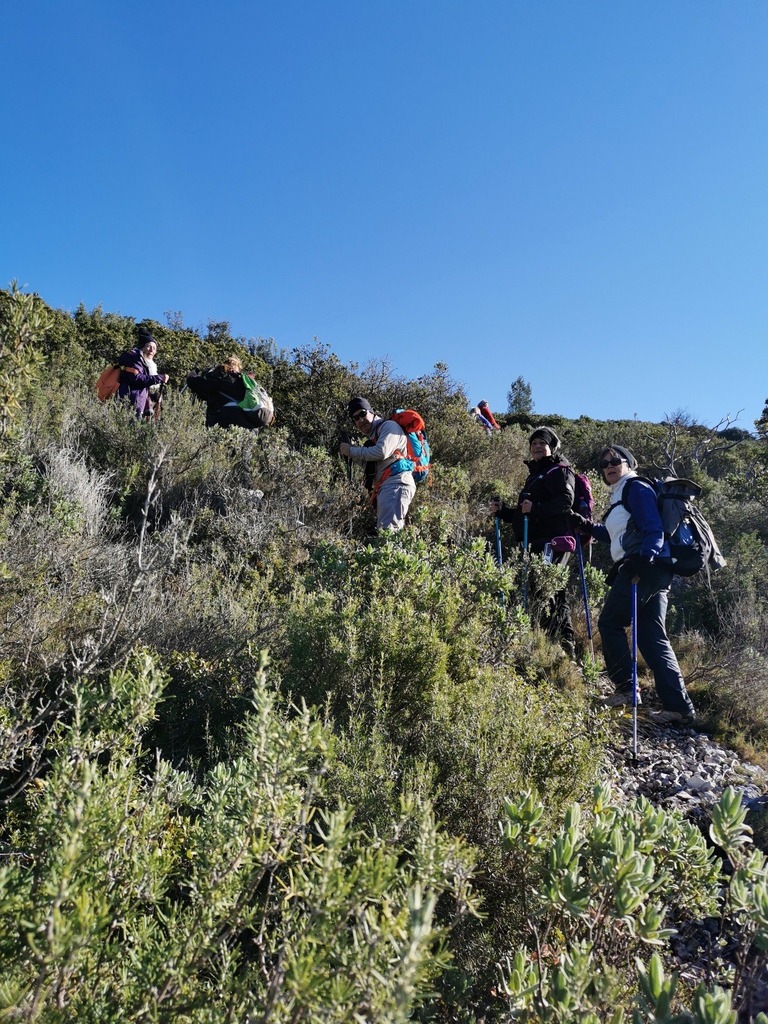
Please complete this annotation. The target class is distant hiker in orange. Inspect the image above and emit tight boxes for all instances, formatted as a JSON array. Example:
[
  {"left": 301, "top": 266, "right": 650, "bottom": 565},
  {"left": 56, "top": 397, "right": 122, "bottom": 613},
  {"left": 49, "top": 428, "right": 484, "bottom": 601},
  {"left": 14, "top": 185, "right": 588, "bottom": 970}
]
[
  {"left": 470, "top": 406, "right": 494, "bottom": 432},
  {"left": 477, "top": 400, "right": 500, "bottom": 430}
]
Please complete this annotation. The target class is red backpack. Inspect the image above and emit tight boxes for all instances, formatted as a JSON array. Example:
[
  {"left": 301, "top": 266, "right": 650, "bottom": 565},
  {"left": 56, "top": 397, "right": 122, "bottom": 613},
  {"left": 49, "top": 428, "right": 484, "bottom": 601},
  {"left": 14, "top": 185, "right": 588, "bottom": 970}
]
[{"left": 389, "top": 409, "right": 431, "bottom": 484}]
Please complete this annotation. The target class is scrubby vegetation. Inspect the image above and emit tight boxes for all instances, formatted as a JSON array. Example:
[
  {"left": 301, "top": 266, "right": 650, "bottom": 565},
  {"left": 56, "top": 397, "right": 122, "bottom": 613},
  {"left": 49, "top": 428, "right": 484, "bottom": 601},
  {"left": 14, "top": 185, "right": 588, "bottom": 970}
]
[{"left": 2, "top": 283, "right": 768, "bottom": 1021}]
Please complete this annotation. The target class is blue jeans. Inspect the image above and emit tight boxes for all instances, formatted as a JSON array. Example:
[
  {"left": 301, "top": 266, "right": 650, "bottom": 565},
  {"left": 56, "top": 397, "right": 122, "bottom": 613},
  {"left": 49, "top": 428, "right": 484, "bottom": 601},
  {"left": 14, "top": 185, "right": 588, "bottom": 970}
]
[{"left": 598, "top": 564, "right": 695, "bottom": 717}]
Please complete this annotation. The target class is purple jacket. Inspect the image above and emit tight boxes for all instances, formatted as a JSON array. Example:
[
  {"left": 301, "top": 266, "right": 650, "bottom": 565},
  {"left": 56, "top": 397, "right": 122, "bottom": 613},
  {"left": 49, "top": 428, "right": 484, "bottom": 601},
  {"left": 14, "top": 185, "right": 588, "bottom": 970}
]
[{"left": 117, "top": 348, "right": 165, "bottom": 418}]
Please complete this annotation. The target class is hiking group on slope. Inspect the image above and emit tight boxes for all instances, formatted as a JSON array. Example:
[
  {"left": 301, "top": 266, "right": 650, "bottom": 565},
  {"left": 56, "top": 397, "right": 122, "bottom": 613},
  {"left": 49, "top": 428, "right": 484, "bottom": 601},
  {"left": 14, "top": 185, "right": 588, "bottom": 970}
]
[
  {"left": 109, "top": 333, "right": 274, "bottom": 430},
  {"left": 100, "top": 337, "right": 715, "bottom": 730},
  {"left": 337, "top": 403, "right": 700, "bottom": 734},
  {"left": 492, "top": 427, "right": 702, "bottom": 728}
]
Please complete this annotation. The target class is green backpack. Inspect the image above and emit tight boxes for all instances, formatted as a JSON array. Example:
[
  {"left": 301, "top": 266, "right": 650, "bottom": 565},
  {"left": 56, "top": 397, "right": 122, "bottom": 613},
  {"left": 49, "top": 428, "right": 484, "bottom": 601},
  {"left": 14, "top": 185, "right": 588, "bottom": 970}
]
[{"left": 235, "top": 374, "right": 275, "bottom": 425}]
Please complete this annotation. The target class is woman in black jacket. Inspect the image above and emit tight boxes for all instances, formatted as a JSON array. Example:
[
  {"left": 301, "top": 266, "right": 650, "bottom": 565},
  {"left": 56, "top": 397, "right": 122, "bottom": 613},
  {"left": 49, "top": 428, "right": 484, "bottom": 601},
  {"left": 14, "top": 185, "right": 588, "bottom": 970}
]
[{"left": 491, "top": 426, "right": 577, "bottom": 657}]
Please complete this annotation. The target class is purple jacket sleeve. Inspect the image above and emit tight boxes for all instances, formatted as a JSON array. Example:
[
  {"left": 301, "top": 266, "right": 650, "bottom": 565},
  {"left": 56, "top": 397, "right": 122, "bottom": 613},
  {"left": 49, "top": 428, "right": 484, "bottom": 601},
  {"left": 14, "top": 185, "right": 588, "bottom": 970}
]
[{"left": 119, "top": 350, "right": 165, "bottom": 390}]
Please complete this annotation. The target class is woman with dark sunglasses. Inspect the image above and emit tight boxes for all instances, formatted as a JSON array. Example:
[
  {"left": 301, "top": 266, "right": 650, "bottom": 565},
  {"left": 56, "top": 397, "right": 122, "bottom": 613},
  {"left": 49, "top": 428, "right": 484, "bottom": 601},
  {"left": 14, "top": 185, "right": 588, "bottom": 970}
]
[{"left": 573, "top": 444, "right": 696, "bottom": 727}]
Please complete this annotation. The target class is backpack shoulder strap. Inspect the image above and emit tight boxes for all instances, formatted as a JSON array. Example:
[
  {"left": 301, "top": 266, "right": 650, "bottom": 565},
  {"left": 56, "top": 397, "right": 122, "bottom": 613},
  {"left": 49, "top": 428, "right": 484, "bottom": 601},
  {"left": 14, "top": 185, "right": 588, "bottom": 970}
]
[
  {"left": 620, "top": 476, "right": 654, "bottom": 506},
  {"left": 603, "top": 475, "right": 654, "bottom": 520}
]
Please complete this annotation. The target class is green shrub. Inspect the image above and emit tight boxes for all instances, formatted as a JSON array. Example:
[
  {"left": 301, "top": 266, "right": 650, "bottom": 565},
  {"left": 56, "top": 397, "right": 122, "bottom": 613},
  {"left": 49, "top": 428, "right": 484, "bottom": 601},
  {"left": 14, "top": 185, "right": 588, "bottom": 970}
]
[
  {"left": 495, "top": 785, "right": 768, "bottom": 1022},
  {"left": 0, "top": 655, "right": 479, "bottom": 1023}
]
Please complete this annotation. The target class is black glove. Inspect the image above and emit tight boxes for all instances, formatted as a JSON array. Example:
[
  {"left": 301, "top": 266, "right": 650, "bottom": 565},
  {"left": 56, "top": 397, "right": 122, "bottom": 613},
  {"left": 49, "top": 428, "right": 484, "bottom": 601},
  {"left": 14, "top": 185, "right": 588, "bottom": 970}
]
[
  {"left": 570, "top": 511, "right": 593, "bottom": 537},
  {"left": 620, "top": 554, "right": 651, "bottom": 581}
]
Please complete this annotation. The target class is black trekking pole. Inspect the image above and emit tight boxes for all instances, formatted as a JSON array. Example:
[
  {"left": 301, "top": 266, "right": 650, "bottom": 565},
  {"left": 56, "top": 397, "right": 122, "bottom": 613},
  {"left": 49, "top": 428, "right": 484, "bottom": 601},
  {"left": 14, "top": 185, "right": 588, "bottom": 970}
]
[
  {"left": 492, "top": 496, "right": 505, "bottom": 609},
  {"left": 521, "top": 493, "right": 530, "bottom": 612},
  {"left": 575, "top": 536, "right": 594, "bottom": 660},
  {"left": 339, "top": 430, "right": 354, "bottom": 485},
  {"left": 631, "top": 577, "right": 639, "bottom": 766}
]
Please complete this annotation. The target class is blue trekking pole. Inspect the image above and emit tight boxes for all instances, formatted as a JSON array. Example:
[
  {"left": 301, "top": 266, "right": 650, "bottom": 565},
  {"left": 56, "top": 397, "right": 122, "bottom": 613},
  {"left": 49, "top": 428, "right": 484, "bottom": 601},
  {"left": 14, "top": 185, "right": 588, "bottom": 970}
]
[
  {"left": 631, "top": 578, "right": 639, "bottom": 765},
  {"left": 521, "top": 493, "right": 530, "bottom": 612},
  {"left": 493, "top": 497, "right": 505, "bottom": 609},
  {"left": 575, "top": 537, "right": 594, "bottom": 660}
]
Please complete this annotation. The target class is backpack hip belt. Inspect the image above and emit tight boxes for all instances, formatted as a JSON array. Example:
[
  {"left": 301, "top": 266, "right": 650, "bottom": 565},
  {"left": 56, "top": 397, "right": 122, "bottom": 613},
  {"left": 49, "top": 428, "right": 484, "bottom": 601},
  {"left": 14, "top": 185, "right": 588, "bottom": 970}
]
[{"left": 370, "top": 452, "right": 411, "bottom": 503}]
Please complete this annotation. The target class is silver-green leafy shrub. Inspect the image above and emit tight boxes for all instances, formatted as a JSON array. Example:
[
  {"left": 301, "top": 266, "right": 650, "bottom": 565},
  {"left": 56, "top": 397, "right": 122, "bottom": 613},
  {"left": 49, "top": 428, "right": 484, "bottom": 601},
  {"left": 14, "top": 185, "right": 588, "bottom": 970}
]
[
  {"left": 496, "top": 784, "right": 768, "bottom": 1022},
  {"left": 0, "top": 653, "right": 479, "bottom": 1022}
]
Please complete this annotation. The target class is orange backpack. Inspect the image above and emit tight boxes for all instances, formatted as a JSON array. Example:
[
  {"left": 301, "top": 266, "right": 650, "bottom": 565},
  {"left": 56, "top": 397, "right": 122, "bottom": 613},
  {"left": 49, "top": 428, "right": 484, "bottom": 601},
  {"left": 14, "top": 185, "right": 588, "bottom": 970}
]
[
  {"left": 95, "top": 364, "right": 137, "bottom": 402},
  {"left": 369, "top": 408, "right": 431, "bottom": 502}
]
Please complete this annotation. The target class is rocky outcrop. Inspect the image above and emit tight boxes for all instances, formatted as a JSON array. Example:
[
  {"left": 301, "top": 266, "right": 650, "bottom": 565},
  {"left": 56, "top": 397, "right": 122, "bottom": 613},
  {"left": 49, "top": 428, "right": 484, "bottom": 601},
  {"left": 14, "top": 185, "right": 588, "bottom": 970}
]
[{"left": 604, "top": 718, "right": 767, "bottom": 818}]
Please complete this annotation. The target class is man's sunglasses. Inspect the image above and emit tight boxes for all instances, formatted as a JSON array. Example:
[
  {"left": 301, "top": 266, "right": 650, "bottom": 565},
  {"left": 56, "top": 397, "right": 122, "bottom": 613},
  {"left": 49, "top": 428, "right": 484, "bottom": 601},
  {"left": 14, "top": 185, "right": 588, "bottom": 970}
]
[
  {"left": 599, "top": 457, "right": 626, "bottom": 469},
  {"left": 351, "top": 409, "right": 369, "bottom": 421}
]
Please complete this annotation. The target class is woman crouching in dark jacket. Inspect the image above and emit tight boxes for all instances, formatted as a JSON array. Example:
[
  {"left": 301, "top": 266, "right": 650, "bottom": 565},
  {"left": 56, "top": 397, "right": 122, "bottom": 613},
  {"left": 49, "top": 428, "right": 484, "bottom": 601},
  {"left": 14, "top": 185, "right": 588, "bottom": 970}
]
[
  {"left": 490, "top": 426, "right": 577, "bottom": 658},
  {"left": 186, "top": 355, "right": 273, "bottom": 429}
]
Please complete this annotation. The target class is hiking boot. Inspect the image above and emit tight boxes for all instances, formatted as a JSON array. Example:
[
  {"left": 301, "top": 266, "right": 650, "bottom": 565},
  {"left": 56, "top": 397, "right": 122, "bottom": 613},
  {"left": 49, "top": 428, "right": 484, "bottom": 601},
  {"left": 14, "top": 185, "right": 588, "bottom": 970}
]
[
  {"left": 602, "top": 689, "right": 641, "bottom": 708},
  {"left": 647, "top": 709, "right": 695, "bottom": 727},
  {"left": 561, "top": 640, "right": 578, "bottom": 663}
]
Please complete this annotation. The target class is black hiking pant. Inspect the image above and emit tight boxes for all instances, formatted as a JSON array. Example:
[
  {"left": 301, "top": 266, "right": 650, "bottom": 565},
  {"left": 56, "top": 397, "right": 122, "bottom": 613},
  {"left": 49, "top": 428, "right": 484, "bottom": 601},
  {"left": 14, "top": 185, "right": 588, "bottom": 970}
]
[
  {"left": 526, "top": 545, "right": 574, "bottom": 654},
  {"left": 598, "top": 564, "right": 695, "bottom": 717}
]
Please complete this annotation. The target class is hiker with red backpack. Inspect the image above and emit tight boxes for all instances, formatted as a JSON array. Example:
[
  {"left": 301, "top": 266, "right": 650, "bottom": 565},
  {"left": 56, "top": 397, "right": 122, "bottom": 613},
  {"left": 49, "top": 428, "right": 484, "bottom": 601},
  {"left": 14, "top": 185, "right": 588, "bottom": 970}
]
[
  {"left": 490, "top": 426, "right": 579, "bottom": 658},
  {"left": 570, "top": 444, "right": 696, "bottom": 727},
  {"left": 470, "top": 406, "right": 495, "bottom": 433},
  {"left": 116, "top": 331, "right": 170, "bottom": 419},
  {"left": 339, "top": 397, "right": 417, "bottom": 532}
]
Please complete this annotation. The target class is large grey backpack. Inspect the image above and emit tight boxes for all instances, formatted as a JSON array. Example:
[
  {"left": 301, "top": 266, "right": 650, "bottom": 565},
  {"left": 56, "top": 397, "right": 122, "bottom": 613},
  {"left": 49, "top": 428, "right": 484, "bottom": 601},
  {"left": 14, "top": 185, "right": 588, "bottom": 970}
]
[{"left": 616, "top": 476, "right": 727, "bottom": 580}]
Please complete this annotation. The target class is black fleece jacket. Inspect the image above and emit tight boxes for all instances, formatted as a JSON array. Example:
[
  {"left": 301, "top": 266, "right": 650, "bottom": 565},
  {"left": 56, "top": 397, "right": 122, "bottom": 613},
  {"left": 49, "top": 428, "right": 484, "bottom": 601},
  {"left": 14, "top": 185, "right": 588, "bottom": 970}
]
[
  {"left": 497, "top": 455, "right": 576, "bottom": 553},
  {"left": 186, "top": 368, "right": 259, "bottom": 429}
]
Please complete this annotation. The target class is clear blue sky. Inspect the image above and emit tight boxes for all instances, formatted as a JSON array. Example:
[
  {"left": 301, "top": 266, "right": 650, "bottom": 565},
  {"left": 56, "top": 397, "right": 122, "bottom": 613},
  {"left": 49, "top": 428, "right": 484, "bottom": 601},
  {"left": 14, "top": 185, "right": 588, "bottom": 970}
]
[{"left": 2, "top": 1, "right": 767, "bottom": 427}]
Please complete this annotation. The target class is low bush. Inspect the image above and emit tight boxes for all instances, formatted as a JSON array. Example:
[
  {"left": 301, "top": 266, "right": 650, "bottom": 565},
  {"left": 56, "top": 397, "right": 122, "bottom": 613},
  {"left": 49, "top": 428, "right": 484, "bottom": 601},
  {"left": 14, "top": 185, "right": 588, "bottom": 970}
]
[
  {"left": 0, "top": 656, "right": 479, "bottom": 1022},
  {"left": 495, "top": 785, "right": 768, "bottom": 1023}
]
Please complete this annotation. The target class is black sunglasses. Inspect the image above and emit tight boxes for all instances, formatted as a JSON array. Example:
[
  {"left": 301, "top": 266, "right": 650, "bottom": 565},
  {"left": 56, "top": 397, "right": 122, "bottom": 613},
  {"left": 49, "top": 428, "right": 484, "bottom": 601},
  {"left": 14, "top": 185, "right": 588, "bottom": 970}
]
[
  {"left": 599, "top": 457, "right": 626, "bottom": 469},
  {"left": 351, "top": 409, "right": 369, "bottom": 421}
]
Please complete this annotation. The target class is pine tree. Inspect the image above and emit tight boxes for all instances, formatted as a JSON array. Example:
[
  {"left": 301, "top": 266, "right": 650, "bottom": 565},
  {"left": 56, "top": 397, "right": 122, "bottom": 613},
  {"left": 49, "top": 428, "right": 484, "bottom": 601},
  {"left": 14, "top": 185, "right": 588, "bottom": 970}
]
[{"left": 507, "top": 375, "right": 533, "bottom": 416}]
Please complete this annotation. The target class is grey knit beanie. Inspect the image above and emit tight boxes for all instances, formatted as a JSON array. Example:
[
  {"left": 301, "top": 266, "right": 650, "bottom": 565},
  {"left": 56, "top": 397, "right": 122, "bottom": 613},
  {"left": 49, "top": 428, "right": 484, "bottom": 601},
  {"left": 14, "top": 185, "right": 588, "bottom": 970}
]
[{"left": 598, "top": 444, "right": 637, "bottom": 469}]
